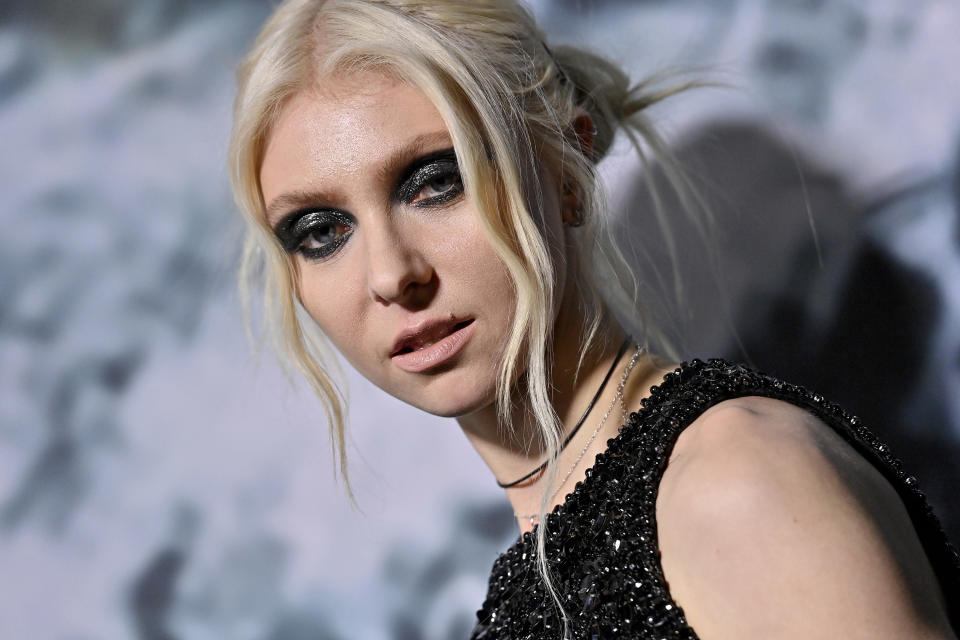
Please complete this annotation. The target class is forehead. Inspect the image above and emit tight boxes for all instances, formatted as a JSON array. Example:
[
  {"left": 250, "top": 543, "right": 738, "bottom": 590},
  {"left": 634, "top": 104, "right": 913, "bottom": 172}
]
[{"left": 259, "top": 71, "right": 450, "bottom": 217}]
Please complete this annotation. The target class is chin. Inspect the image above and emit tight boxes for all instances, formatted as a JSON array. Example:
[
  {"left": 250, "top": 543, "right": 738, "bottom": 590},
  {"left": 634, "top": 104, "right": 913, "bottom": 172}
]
[
  {"left": 399, "top": 375, "right": 496, "bottom": 419},
  {"left": 417, "top": 392, "right": 495, "bottom": 419},
  {"left": 422, "top": 400, "right": 489, "bottom": 419}
]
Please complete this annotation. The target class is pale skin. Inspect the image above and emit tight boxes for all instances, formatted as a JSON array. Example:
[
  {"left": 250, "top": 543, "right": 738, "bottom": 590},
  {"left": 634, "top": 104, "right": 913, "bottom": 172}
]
[{"left": 259, "top": 70, "right": 956, "bottom": 639}]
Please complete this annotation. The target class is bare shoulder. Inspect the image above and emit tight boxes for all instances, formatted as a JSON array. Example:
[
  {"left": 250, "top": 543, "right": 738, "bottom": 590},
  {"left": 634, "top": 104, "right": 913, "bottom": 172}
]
[{"left": 655, "top": 396, "right": 956, "bottom": 639}]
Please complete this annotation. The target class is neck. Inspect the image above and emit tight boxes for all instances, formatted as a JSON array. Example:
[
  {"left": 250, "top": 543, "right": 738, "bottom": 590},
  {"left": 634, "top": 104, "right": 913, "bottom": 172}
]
[{"left": 456, "top": 302, "right": 668, "bottom": 530}]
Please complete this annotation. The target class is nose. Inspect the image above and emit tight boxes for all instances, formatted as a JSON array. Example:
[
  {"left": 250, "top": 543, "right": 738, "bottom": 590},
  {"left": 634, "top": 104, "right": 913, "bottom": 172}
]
[{"left": 365, "top": 223, "right": 435, "bottom": 307}]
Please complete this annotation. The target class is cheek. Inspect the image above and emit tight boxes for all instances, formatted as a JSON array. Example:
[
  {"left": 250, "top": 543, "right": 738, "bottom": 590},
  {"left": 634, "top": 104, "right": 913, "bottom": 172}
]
[
  {"left": 439, "top": 220, "right": 517, "bottom": 315},
  {"left": 296, "top": 261, "right": 368, "bottom": 355}
]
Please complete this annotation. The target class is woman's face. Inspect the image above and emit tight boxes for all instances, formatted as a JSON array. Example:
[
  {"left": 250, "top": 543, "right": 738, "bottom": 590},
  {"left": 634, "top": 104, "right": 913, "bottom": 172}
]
[{"left": 259, "top": 71, "right": 565, "bottom": 417}]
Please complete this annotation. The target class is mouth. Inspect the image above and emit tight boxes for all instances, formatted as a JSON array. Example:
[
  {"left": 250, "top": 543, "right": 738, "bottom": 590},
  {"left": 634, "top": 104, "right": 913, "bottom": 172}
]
[
  {"left": 391, "top": 319, "right": 474, "bottom": 356},
  {"left": 390, "top": 318, "right": 477, "bottom": 373}
]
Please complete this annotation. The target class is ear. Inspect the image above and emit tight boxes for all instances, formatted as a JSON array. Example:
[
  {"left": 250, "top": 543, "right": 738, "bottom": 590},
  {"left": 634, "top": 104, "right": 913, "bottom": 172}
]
[{"left": 560, "top": 112, "right": 597, "bottom": 227}]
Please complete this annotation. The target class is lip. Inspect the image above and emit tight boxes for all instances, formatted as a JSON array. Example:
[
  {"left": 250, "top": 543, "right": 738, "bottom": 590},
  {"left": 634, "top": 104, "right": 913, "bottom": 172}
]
[{"left": 390, "top": 318, "right": 476, "bottom": 373}]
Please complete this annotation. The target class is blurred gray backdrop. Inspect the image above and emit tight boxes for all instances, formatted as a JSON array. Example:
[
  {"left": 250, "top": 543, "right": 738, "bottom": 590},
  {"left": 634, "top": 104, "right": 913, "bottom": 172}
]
[{"left": 2, "top": 1, "right": 959, "bottom": 639}]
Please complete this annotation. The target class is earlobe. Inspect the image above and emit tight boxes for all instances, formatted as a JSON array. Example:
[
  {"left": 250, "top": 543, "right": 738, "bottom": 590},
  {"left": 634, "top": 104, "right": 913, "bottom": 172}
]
[
  {"left": 562, "top": 206, "right": 584, "bottom": 228},
  {"left": 559, "top": 180, "right": 583, "bottom": 228}
]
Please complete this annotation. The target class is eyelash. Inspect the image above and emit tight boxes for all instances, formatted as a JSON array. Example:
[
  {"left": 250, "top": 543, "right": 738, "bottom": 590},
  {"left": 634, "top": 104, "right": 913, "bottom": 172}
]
[{"left": 275, "top": 152, "right": 464, "bottom": 261}]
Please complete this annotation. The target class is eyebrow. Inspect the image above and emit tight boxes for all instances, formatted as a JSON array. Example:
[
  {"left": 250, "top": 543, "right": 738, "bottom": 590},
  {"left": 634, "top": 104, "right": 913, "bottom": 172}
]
[
  {"left": 264, "top": 130, "right": 454, "bottom": 227},
  {"left": 264, "top": 189, "right": 337, "bottom": 227}
]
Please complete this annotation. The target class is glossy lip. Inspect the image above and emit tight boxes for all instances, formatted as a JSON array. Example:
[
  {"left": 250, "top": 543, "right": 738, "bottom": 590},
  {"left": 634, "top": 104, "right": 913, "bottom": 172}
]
[{"left": 390, "top": 318, "right": 476, "bottom": 373}]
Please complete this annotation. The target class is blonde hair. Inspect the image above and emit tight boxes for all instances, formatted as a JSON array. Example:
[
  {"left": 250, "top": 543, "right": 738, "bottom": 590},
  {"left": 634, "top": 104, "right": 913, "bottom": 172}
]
[{"left": 230, "top": 0, "right": 706, "bottom": 631}]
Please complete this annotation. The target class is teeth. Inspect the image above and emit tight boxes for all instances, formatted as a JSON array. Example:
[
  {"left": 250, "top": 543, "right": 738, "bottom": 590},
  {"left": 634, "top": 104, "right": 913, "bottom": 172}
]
[{"left": 419, "top": 342, "right": 434, "bottom": 350}]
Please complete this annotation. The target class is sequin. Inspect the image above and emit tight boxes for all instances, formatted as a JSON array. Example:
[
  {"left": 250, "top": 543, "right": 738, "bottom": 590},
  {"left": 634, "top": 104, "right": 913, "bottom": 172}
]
[{"left": 471, "top": 359, "right": 960, "bottom": 639}]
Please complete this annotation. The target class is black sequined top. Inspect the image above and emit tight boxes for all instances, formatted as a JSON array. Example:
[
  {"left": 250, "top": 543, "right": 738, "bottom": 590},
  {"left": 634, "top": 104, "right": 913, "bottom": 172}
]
[{"left": 471, "top": 359, "right": 960, "bottom": 639}]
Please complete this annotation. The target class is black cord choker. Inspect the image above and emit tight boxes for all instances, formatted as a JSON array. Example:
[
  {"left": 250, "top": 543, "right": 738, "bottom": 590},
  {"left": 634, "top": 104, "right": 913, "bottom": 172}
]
[{"left": 496, "top": 337, "right": 632, "bottom": 489}]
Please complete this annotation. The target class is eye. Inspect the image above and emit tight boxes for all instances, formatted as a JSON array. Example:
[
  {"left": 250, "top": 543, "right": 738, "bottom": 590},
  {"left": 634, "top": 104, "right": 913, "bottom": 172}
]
[
  {"left": 274, "top": 209, "right": 354, "bottom": 261},
  {"left": 299, "top": 219, "right": 351, "bottom": 255},
  {"left": 397, "top": 149, "right": 464, "bottom": 207},
  {"left": 411, "top": 168, "right": 462, "bottom": 205}
]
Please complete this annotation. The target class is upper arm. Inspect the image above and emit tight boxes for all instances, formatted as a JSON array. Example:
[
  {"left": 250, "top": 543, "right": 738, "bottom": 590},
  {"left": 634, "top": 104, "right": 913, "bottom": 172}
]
[{"left": 655, "top": 397, "right": 956, "bottom": 640}]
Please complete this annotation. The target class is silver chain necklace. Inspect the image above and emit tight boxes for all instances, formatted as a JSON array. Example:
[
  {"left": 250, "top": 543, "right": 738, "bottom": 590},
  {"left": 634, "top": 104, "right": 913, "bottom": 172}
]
[{"left": 514, "top": 343, "right": 644, "bottom": 528}]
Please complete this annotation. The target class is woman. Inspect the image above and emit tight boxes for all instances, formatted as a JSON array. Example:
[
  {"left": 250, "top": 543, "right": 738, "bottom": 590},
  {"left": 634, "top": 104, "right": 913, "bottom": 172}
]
[{"left": 230, "top": 0, "right": 960, "bottom": 637}]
